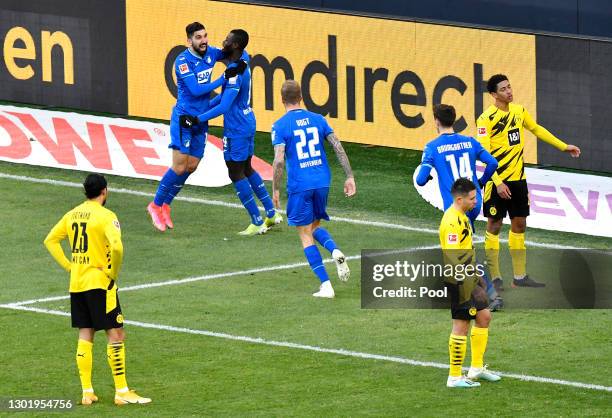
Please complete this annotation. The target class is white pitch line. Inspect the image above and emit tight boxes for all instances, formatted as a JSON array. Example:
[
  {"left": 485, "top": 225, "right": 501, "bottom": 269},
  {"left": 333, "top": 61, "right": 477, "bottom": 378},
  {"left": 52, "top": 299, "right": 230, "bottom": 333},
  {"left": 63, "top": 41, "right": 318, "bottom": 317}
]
[
  {"left": 7, "top": 244, "right": 444, "bottom": 307},
  {"left": 0, "top": 172, "right": 586, "bottom": 249},
  {"left": 1, "top": 303, "right": 610, "bottom": 393}
]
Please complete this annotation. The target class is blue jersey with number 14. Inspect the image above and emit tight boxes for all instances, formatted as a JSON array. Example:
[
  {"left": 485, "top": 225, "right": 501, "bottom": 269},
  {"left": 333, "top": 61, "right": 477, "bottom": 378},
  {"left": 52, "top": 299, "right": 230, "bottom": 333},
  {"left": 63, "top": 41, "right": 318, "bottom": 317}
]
[
  {"left": 271, "top": 109, "right": 332, "bottom": 194},
  {"left": 418, "top": 133, "right": 497, "bottom": 209}
]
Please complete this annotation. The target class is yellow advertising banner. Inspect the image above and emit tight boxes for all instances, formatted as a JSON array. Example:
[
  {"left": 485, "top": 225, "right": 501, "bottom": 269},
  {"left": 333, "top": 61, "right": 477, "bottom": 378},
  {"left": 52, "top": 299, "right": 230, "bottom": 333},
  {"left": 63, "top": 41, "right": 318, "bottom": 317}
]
[{"left": 126, "top": 0, "right": 538, "bottom": 162}]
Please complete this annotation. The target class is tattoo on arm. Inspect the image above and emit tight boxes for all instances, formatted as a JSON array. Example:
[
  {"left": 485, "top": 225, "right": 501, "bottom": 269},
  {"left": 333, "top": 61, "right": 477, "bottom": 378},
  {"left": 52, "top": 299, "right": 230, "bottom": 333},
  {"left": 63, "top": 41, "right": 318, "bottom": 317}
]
[
  {"left": 272, "top": 145, "right": 286, "bottom": 193},
  {"left": 326, "top": 133, "right": 353, "bottom": 178}
]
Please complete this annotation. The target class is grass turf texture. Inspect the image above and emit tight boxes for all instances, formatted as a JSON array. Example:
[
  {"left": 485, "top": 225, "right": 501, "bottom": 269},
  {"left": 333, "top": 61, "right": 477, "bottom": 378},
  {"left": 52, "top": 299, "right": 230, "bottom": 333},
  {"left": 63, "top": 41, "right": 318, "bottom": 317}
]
[{"left": 0, "top": 129, "right": 610, "bottom": 416}]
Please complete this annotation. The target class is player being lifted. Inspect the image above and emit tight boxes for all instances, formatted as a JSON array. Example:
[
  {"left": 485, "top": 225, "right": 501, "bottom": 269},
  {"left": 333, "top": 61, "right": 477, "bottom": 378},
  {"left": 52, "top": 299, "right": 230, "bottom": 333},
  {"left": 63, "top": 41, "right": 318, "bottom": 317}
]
[
  {"left": 147, "top": 22, "right": 246, "bottom": 231},
  {"left": 416, "top": 104, "right": 502, "bottom": 310},
  {"left": 440, "top": 178, "right": 501, "bottom": 388},
  {"left": 44, "top": 174, "right": 151, "bottom": 405},
  {"left": 477, "top": 75, "right": 581, "bottom": 290},
  {"left": 181, "top": 29, "right": 282, "bottom": 235},
  {"left": 271, "top": 80, "right": 355, "bottom": 298}
]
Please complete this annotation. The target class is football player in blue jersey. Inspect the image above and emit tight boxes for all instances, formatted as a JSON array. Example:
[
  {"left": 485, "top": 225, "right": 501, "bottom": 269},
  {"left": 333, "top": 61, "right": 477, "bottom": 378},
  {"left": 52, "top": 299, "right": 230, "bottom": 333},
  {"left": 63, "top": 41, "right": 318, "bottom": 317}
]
[
  {"left": 270, "top": 80, "right": 356, "bottom": 298},
  {"left": 147, "top": 22, "right": 247, "bottom": 232},
  {"left": 415, "top": 104, "right": 503, "bottom": 310},
  {"left": 180, "top": 29, "right": 282, "bottom": 236}
]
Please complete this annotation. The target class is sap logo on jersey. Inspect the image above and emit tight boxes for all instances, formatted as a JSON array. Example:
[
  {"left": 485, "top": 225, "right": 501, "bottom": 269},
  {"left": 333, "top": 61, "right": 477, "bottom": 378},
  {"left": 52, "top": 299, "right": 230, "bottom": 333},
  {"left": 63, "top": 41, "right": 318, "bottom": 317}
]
[{"left": 197, "top": 69, "right": 213, "bottom": 84}]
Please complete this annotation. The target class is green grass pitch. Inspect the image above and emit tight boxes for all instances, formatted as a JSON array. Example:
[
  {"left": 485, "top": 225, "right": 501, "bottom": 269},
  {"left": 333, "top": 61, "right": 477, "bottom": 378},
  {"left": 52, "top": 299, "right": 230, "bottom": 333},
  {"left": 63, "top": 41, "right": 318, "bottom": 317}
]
[{"left": 0, "top": 126, "right": 610, "bottom": 417}]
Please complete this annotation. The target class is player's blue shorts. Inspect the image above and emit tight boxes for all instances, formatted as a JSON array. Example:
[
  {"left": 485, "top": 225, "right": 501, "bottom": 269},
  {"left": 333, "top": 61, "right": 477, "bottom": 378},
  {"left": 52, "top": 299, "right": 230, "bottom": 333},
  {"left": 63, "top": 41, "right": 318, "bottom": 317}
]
[
  {"left": 223, "top": 136, "right": 254, "bottom": 162},
  {"left": 286, "top": 187, "right": 330, "bottom": 226},
  {"left": 169, "top": 114, "right": 208, "bottom": 159}
]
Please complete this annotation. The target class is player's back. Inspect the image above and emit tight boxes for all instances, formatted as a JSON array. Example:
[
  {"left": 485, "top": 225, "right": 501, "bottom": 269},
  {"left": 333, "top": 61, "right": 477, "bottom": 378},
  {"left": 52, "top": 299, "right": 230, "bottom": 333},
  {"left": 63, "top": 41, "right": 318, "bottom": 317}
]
[
  {"left": 272, "top": 109, "right": 332, "bottom": 193},
  {"left": 223, "top": 51, "right": 256, "bottom": 138},
  {"left": 174, "top": 47, "right": 222, "bottom": 116},
  {"left": 63, "top": 201, "right": 118, "bottom": 292},
  {"left": 423, "top": 133, "right": 483, "bottom": 209}
]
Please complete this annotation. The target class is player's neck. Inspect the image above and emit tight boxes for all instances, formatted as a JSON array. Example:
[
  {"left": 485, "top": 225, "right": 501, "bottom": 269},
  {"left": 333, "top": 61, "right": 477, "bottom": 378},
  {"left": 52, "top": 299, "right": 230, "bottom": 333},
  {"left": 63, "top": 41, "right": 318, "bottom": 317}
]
[
  {"left": 438, "top": 127, "right": 454, "bottom": 135},
  {"left": 228, "top": 49, "right": 242, "bottom": 62},
  {"left": 452, "top": 202, "right": 465, "bottom": 214},
  {"left": 188, "top": 46, "right": 204, "bottom": 58},
  {"left": 495, "top": 100, "right": 510, "bottom": 112},
  {"left": 284, "top": 103, "right": 302, "bottom": 112}
]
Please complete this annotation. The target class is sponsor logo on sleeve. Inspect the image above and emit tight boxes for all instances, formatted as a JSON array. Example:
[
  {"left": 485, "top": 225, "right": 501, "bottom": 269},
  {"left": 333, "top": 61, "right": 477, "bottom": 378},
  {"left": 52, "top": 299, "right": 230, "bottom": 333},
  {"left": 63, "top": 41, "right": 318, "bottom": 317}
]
[
  {"left": 447, "top": 233, "right": 458, "bottom": 245},
  {"left": 179, "top": 63, "right": 189, "bottom": 74},
  {"left": 477, "top": 127, "right": 487, "bottom": 136}
]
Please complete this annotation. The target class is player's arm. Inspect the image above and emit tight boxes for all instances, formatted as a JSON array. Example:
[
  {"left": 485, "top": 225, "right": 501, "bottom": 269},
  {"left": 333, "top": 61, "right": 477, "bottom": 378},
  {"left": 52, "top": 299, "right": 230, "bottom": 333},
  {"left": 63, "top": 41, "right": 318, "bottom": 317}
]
[
  {"left": 43, "top": 216, "right": 70, "bottom": 272},
  {"left": 325, "top": 132, "right": 356, "bottom": 197},
  {"left": 476, "top": 117, "right": 503, "bottom": 187},
  {"left": 523, "top": 109, "right": 581, "bottom": 157},
  {"left": 474, "top": 140, "right": 499, "bottom": 187},
  {"left": 208, "top": 92, "right": 222, "bottom": 108},
  {"left": 104, "top": 218, "right": 124, "bottom": 280},
  {"left": 181, "top": 72, "right": 225, "bottom": 97},
  {"left": 194, "top": 87, "right": 239, "bottom": 123},
  {"left": 272, "top": 144, "right": 285, "bottom": 209},
  {"left": 440, "top": 222, "right": 474, "bottom": 268},
  {"left": 415, "top": 144, "right": 434, "bottom": 186}
]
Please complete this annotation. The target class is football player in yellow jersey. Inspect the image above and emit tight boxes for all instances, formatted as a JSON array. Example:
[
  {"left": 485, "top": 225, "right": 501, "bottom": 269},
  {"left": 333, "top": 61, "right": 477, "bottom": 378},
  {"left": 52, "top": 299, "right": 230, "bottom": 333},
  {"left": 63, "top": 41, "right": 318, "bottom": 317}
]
[
  {"left": 440, "top": 178, "right": 500, "bottom": 388},
  {"left": 477, "top": 74, "right": 581, "bottom": 290},
  {"left": 44, "top": 174, "right": 151, "bottom": 406}
]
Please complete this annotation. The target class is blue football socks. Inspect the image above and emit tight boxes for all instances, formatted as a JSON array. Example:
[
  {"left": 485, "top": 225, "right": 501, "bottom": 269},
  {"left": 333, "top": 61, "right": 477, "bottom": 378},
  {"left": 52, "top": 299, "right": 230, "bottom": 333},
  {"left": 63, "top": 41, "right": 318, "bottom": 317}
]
[
  {"left": 233, "top": 178, "right": 263, "bottom": 225},
  {"left": 154, "top": 169, "right": 179, "bottom": 206},
  {"left": 313, "top": 228, "right": 338, "bottom": 254},
  {"left": 164, "top": 172, "right": 190, "bottom": 205},
  {"left": 304, "top": 245, "right": 330, "bottom": 283},
  {"left": 247, "top": 172, "right": 275, "bottom": 218}
]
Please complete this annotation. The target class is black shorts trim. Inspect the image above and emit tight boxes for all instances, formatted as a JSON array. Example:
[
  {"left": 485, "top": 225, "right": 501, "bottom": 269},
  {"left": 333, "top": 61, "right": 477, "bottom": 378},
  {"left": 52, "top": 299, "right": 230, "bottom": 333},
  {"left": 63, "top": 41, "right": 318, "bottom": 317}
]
[
  {"left": 70, "top": 288, "right": 123, "bottom": 331},
  {"left": 483, "top": 179, "right": 530, "bottom": 219}
]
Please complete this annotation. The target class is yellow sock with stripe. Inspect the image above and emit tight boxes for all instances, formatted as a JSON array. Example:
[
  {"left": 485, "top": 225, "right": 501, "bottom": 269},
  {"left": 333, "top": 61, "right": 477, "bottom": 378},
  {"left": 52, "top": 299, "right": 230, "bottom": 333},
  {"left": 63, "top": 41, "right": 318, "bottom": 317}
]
[
  {"left": 508, "top": 231, "right": 526, "bottom": 279},
  {"left": 448, "top": 334, "right": 467, "bottom": 377},
  {"left": 107, "top": 342, "right": 128, "bottom": 392},
  {"left": 76, "top": 339, "right": 94, "bottom": 391},
  {"left": 470, "top": 327, "right": 489, "bottom": 368},
  {"left": 484, "top": 231, "right": 501, "bottom": 279}
]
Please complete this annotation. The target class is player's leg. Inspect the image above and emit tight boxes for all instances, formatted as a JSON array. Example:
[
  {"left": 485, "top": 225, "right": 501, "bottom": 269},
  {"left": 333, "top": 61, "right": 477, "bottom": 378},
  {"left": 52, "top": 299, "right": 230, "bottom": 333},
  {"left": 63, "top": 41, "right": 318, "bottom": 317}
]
[
  {"left": 466, "top": 287, "right": 501, "bottom": 382},
  {"left": 483, "top": 182, "right": 507, "bottom": 291},
  {"left": 244, "top": 155, "right": 282, "bottom": 227},
  {"left": 95, "top": 287, "right": 151, "bottom": 405},
  {"left": 71, "top": 292, "right": 98, "bottom": 404},
  {"left": 148, "top": 118, "right": 191, "bottom": 231},
  {"left": 311, "top": 188, "right": 350, "bottom": 281},
  {"left": 226, "top": 137, "right": 267, "bottom": 235},
  {"left": 508, "top": 180, "right": 544, "bottom": 287},
  {"left": 288, "top": 190, "right": 333, "bottom": 297}
]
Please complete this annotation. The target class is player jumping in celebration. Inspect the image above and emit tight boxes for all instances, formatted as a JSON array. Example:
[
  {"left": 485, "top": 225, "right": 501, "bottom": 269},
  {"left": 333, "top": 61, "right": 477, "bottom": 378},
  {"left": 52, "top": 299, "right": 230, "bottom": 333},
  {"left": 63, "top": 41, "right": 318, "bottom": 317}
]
[
  {"left": 271, "top": 80, "right": 356, "bottom": 298},
  {"left": 147, "top": 22, "right": 246, "bottom": 231},
  {"left": 180, "top": 29, "right": 282, "bottom": 236},
  {"left": 44, "top": 174, "right": 151, "bottom": 405},
  {"left": 477, "top": 75, "right": 581, "bottom": 290},
  {"left": 416, "top": 104, "right": 503, "bottom": 310},
  {"left": 440, "top": 178, "right": 501, "bottom": 388}
]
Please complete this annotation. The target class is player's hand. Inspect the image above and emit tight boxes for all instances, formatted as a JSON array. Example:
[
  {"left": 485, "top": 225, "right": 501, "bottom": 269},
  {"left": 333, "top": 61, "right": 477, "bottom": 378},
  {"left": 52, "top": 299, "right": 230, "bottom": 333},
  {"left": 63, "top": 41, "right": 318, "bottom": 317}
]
[
  {"left": 565, "top": 144, "right": 581, "bottom": 158},
  {"left": 497, "top": 183, "right": 511, "bottom": 199},
  {"left": 179, "top": 115, "right": 199, "bottom": 128},
  {"left": 272, "top": 189, "right": 281, "bottom": 209},
  {"left": 224, "top": 59, "right": 248, "bottom": 78},
  {"left": 344, "top": 177, "right": 356, "bottom": 197}
]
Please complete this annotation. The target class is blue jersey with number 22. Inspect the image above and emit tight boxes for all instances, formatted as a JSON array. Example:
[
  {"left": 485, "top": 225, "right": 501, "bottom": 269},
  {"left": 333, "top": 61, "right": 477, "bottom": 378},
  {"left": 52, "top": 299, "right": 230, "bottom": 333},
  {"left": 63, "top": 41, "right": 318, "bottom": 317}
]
[{"left": 271, "top": 109, "right": 333, "bottom": 194}]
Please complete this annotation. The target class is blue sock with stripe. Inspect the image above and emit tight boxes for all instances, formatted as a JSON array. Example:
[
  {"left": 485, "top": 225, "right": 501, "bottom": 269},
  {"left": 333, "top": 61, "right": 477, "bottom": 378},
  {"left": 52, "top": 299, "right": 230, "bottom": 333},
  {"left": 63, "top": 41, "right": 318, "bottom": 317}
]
[
  {"left": 233, "top": 178, "right": 263, "bottom": 225},
  {"left": 304, "top": 245, "right": 329, "bottom": 283},
  {"left": 247, "top": 172, "right": 275, "bottom": 218},
  {"left": 313, "top": 227, "right": 338, "bottom": 255},
  {"left": 164, "top": 172, "right": 190, "bottom": 205},
  {"left": 154, "top": 169, "right": 179, "bottom": 206}
]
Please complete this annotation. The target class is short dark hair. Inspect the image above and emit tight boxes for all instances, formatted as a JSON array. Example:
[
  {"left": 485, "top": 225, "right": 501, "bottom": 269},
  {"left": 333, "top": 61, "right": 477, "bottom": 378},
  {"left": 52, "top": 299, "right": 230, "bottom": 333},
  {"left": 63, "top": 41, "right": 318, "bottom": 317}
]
[
  {"left": 451, "top": 178, "right": 476, "bottom": 197},
  {"left": 230, "top": 29, "right": 249, "bottom": 50},
  {"left": 186, "top": 22, "right": 205, "bottom": 38},
  {"left": 433, "top": 104, "right": 456, "bottom": 128},
  {"left": 487, "top": 74, "right": 509, "bottom": 93},
  {"left": 83, "top": 173, "right": 107, "bottom": 199}
]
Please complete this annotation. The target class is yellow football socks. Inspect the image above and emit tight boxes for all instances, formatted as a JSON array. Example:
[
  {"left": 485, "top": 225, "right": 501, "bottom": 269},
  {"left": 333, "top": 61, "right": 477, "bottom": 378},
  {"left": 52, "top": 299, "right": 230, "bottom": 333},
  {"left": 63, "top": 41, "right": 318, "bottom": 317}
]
[
  {"left": 508, "top": 231, "right": 526, "bottom": 278},
  {"left": 107, "top": 341, "right": 128, "bottom": 392},
  {"left": 470, "top": 327, "right": 489, "bottom": 369},
  {"left": 448, "top": 334, "right": 467, "bottom": 377},
  {"left": 484, "top": 231, "right": 501, "bottom": 279},
  {"left": 76, "top": 339, "right": 94, "bottom": 391}
]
